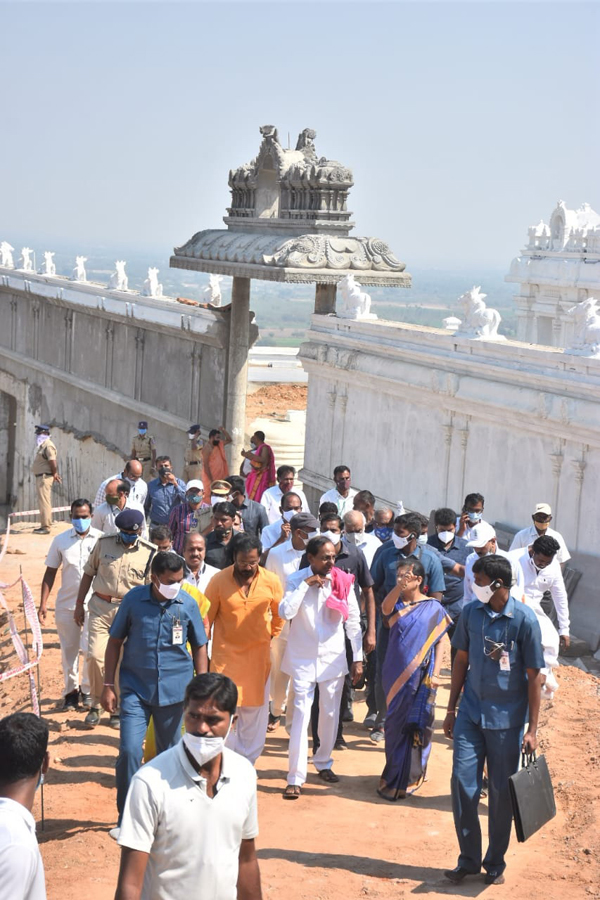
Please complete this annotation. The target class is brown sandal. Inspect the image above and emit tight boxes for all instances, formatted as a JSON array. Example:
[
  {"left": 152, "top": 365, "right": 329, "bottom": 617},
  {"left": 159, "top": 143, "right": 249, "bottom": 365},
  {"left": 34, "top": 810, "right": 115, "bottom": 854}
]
[
  {"left": 283, "top": 784, "right": 301, "bottom": 800},
  {"left": 317, "top": 768, "right": 339, "bottom": 784}
]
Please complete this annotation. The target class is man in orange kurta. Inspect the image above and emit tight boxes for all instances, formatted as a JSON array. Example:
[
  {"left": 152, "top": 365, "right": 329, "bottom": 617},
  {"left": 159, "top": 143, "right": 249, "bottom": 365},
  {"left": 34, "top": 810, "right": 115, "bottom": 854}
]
[{"left": 206, "top": 534, "right": 283, "bottom": 764}]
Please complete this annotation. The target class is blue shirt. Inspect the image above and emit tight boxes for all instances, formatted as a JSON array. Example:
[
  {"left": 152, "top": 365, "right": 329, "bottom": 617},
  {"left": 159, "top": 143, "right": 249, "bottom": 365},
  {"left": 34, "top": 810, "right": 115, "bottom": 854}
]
[
  {"left": 370, "top": 541, "right": 445, "bottom": 603},
  {"left": 427, "top": 534, "right": 470, "bottom": 618},
  {"left": 145, "top": 477, "right": 186, "bottom": 524},
  {"left": 452, "top": 596, "right": 544, "bottom": 730},
  {"left": 110, "top": 584, "right": 207, "bottom": 706}
]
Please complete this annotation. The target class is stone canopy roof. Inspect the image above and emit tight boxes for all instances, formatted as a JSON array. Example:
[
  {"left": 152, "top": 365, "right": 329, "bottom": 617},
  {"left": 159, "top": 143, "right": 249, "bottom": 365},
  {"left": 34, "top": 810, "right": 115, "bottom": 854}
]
[{"left": 170, "top": 125, "right": 411, "bottom": 287}]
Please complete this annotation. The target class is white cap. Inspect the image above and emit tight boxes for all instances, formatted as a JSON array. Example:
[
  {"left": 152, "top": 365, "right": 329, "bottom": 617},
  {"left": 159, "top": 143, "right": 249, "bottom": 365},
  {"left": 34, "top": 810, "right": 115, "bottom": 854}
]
[
  {"left": 466, "top": 522, "right": 496, "bottom": 548},
  {"left": 534, "top": 502, "right": 552, "bottom": 516},
  {"left": 185, "top": 479, "right": 204, "bottom": 492}
]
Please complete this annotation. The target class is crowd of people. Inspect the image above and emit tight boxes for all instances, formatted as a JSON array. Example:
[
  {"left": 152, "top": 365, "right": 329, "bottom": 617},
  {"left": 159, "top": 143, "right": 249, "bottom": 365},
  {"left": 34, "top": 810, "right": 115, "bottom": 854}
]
[{"left": 0, "top": 420, "right": 574, "bottom": 899}]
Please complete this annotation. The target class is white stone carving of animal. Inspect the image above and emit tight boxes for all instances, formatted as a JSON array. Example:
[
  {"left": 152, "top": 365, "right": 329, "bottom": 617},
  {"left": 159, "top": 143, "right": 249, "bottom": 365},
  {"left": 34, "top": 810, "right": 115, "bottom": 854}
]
[
  {"left": 0, "top": 242, "right": 15, "bottom": 268},
  {"left": 72, "top": 256, "right": 87, "bottom": 282},
  {"left": 109, "top": 260, "right": 128, "bottom": 291},
  {"left": 20, "top": 247, "right": 34, "bottom": 271},
  {"left": 204, "top": 274, "right": 223, "bottom": 306},
  {"left": 142, "top": 267, "right": 163, "bottom": 298},
  {"left": 457, "top": 286, "right": 501, "bottom": 338},
  {"left": 567, "top": 298, "right": 600, "bottom": 355},
  {"left": 43, "top": 251, "right": 56, "bottom": 276},
  {"left": 337, "top": 274, "right": 377, "bottom": 320}
]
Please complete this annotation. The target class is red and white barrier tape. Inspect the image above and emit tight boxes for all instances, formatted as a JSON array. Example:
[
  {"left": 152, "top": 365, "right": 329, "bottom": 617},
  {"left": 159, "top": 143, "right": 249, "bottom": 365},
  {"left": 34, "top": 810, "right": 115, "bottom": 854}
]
[
  {"left": 9, "top": 507, "right": 71, "bottom": 518},
  {"left": 0, "top": 575, "right": 43, "bottom": 714}
]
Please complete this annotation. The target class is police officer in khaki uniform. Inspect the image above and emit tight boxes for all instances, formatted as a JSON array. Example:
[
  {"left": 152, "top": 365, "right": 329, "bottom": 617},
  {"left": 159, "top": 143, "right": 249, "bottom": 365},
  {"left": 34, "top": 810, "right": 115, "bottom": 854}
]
[
  {"left": 74, "top": 509, "right": 156, "bottom": 728},
  {"left": 32, "top": 424, "right": 62, "bottom": 535},
  {"left": 131, "top": 420, "right": 156, "bottom": 483},
  {"left": 183, "top": 423, "right": 204, "bottom": 484}
]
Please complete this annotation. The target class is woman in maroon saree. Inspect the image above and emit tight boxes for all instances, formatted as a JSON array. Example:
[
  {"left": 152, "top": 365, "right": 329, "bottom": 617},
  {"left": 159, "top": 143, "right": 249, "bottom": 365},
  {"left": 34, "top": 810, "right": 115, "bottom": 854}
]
[{"left": 377, "top": 557, "right": 452, "bottom": 801}]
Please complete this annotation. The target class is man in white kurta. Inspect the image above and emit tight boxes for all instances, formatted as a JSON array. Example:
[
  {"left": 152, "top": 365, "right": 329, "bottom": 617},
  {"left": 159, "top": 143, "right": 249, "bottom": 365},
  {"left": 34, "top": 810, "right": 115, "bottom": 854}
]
[
  {"left": 261, "top": 465, "right": 310, "bottom": 524},
  {"left": 279, "top": 536, "right": 363, "bottom": 793}
]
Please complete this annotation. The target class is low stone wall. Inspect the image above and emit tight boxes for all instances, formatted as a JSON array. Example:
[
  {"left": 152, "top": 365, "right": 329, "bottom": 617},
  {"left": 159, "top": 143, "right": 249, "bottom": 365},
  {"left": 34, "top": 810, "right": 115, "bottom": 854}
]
[{"left": 299, "top": 315, "right": 600, "bottom": 648}]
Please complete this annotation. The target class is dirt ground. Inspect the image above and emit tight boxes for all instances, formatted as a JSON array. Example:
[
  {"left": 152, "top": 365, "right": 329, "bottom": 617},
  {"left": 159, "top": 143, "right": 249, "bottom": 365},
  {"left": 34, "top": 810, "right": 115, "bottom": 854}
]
[
  {"left": 1, "top": 522, "right": 599, "bottom": 900},
  {"left": 246, "top": 383, "right": 307, "bottom": 423}
]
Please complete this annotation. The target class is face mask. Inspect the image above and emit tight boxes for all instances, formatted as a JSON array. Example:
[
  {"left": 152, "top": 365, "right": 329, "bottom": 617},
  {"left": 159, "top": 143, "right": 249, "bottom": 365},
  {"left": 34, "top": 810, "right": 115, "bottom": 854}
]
[
  {"left": 138, "top": 429, "right": 147, "bottom": 436},
  {"left": 211, "top": 494, "right": 230, "bottom": 506},
  {"left": 345, "top": 531, "right": 364, "bottom": 545},
  {"left": 36, "top": 434, "right": 47, "bottom": 446},
  {"left": 72, "top": 517, "right": 91, "bottom": 534},
  {"left": 120, "top": 531, "right": 138, "bottom": 545},
  {"left": 282, "top": 509, "right": 299, "bottom": 522},
  {"left": 154, "top": 580, "right": 181, "bottom": 601},
  {"left": 182, "top": 721, "right": 232, "bottom": 768},
  {"left": 472, "top": 582, "right": 495, "bottom": 604},
  {"left": 374, "top": 526, "right": 393, "bottom": 542},
  {"left": 214, "top": 526, "right": 231, "bottom": 540},
  {"left": 159, "top": 467, "right": 171, "bottom": 477},
  {"left": 187, "top": 494, "right": 203, "bottom": 505},
  {"left": 467, "top": 512, "right": 482, "bottom": 523},
  {"left": 188, "top": 432, "right": 196, "bottom": 440},
  {"left": 321, "top": 529, "right": 341, "bottom": 546},
  {"left": 212, "top": 437, "right": 221, "bottom": 445},
  {"left": 392, "top": 533, "right": 411, "bottom": 550},
  {"left": 106, "top": 496, "right": 120, "bottom": 506},
  {"left": 417, "top": 534, "right": 428, "bottom": 546},
  {"left": 438, "top": 530, "right": 454, "bottom": 544},
  {"left": 250, "top": 441, "right": 257, "bottom": 449}
]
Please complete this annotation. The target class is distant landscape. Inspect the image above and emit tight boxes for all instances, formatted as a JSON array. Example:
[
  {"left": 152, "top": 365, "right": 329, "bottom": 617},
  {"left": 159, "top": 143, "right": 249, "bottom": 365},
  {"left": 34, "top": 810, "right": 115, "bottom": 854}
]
[{"left": 7, "top": 238, "right": 519, "bottom": 346}]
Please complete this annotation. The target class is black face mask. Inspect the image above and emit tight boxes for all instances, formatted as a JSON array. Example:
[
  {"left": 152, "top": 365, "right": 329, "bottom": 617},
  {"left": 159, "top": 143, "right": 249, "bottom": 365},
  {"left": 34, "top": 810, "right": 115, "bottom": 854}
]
[
  {"left": 214, "top": 526, "right": 231, "bottom": 540},
  {"left": 158, "top": 467, "right": 171, "bottom": 477},
  {"left": 213, "top": 438, "right": 221, "bottom": 445}
]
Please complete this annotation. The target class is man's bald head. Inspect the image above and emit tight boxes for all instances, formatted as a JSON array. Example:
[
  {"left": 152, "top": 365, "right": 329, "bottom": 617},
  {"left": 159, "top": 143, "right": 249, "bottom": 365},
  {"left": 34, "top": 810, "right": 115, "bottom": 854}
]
[
  {"left": 344, "top": 510, "right": 366, "bottom": 533},
  {"left": 105, "top": 479, "right": 121, "bottom": 495},
  {"left": 125, "top": 459, "right": 143, "bottom": 480}
]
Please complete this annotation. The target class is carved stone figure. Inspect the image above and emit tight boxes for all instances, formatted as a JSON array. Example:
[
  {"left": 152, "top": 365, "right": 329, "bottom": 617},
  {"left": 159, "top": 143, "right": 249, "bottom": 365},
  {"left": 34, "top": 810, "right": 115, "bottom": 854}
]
[
  {"left": 142, "top": 267, "right": 163, "bottom": 298},
  {"left": 203, "top": 273, "right": 223, "bottom": 307},
  {"left": 108, "top": 260, "right": 128, "bottom": 291},
  {"left": 1, "top": 242, "right": 15, "bottom": 268},
  {"left": 337, "top": 274, "right": 377, "bottom": 320},
  {"left": 43, "top": 251, "right": 56, "bottom": 276},
  {"left": 72, "top": 256, "right": 87, "bottom": 282},
  {"left": 566, "top": 298, "right": 600, "bottom": 357},
  {"left": 454, "top": 286, "right": 505, "bottom": 341},
  {"left": 20, "top": 247, "right": 34, "bottom": 271}
]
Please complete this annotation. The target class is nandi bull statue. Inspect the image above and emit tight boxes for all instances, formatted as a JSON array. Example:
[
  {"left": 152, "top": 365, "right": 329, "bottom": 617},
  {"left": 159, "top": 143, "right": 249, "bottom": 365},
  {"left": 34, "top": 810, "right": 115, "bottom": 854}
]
[
  {"left": 566, "top": 297, "right": 600, "bottom": 358},
  {"left": 72, "top": 256, "right": 87, "bottom": 282},
  {"left": 337, "top": 274, "right": 377, "bottom": 320},
  {"left": 20, "top": 247, "right": 34, "bottom": 272},
  {"left": 43, "top": 251, "right": 56, "bottom": 276},
  {"left": 454, "top": 286, "right": 505, "bottom": 341},
  {"left": 203, "top": 273, "right": 223, "bottom": 307},
  {"left": 108, "top": 260, "right": 129, "bottom": 291},
  {"left": 142, "top": 267, "right": 163, "bottom": 298},
  {"left": 0, "top": 242, "right": 14, "bottom": 268}
]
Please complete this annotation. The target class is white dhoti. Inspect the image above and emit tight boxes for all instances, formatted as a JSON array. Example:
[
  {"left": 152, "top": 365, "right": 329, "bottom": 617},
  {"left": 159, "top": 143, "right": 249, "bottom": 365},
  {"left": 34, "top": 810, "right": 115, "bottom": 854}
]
[
  {"left": 287, "top": 675, "right": 343, "bottom": 786},
  {"left": 226, "top": 677, "right": 270, "bottom": 764},
  {"left": 270, "top": 622, "right": 290, "bottom": 718}
]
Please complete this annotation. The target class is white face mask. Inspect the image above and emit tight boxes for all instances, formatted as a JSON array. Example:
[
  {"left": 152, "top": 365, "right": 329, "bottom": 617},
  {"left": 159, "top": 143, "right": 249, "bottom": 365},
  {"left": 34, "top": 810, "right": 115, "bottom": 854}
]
[
  {"left": 211, "top": 494, "right": 231, "bottom": 506},
  {"left": 321, "top": 529, "right": 341, "bottom": 546},
  {"left": 438, "top": 530, "right": 454, "bottom": 544},
  {"left": 36, "top": 434, "right": 48, "bottom": 446},
  {"left": 392, "top": 533, "right": 411, "bottom": 550},
  {"left": 417, "top": 534, "right": 428, "bottom": 546},
  {"left": 282, "top": 509, "right": 299, "bottom": 522},
  {"left": 472, "top": 582, "right": 495, "bottom": 604},
  {"left": 188, "top": 432, "right": 196, "bottom": 440},
  {"left": 182, "top": 721, "right": 232, "bottom": 767},
  {"left": 345, "top": 531, "right": 364, "bottom": 545},
  {"left": 155, "top": 580, "right": 181, "bottom": 601}
]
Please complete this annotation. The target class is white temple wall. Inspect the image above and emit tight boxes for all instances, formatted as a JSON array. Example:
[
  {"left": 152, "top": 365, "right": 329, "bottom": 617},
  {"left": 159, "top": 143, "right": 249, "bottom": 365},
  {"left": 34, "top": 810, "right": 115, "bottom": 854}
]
[{"left": 299, "top": 315, "right": 600, "bottom": 649}]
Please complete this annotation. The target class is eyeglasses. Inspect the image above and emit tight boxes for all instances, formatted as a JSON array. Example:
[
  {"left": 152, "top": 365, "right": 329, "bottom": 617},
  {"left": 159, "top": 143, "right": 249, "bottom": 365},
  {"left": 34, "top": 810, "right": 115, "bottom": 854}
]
[
  {"left": 533, "top": 515, "right": 551, "bottom": 523},
  {"left": 483, "top": 636, "right": 514, "bottom": 660}
]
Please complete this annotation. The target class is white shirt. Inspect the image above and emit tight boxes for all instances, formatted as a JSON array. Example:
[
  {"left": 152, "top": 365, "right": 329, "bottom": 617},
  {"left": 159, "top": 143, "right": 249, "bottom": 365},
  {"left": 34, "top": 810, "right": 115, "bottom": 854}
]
[
  {"left": 264, "top": 539, "right": 304, "bottom": 590},
  {"left": 0, "top": 798, "right": 46, "bottom": 900},
  {"left": 463, "top": 547, "right": 524, "bottom": 606},
  {"left": 118, "top": 742, "right": 258, "bottom": 900},
  {"left": 44, "top": 526, "right": 103, "bottom": 610},
  {"left": 94, "top": 473, "right": 147, "bottom": 509},
  {"left": 508, "top": 547, "right": 570, "bottom": 636},
  {"left": 261, "top": 484, "right": 310, "bottom": 524},
  {"left": 319, "top": 487, "right": 357, "bottom": 517},
  {"left": 184, "top": 562, "right": 220, "bottom": 595},
  {"left": 510, "top": 525, "right": 571, "bottom": 565},
  {"left": 91, "top": 499, "right": 148, "bottom": 539},
  {"left": 260, "top": 518, "right": 291, "bottom": 552},
  {"left": 279, "top": 566, "right": 362, "bottom": 683},
  {"left": 342, "top": 532, "right": 380, "bottom": 568}
]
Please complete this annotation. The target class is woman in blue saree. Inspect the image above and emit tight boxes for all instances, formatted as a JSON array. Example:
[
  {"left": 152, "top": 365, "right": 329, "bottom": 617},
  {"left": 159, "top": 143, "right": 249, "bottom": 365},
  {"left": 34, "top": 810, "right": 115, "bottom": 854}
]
[{"left": 377, "top": 557, "right": 452, "bottom": 801}]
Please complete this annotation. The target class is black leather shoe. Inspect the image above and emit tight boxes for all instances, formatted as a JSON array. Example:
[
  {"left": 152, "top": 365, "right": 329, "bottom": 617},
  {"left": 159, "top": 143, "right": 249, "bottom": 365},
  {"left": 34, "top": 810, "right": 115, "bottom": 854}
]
[
  {"left": 443, "top": 866, "right": 479, "bottom": 884},
  {"left": 484, "top": 872, "right": 505, "bottom": 885}
]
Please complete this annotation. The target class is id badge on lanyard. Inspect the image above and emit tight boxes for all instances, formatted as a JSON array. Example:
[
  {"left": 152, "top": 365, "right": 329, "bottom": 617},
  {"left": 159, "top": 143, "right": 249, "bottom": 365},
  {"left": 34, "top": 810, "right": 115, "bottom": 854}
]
[{"left": 172, "top": 621, "right": 183, "bottom": 645}]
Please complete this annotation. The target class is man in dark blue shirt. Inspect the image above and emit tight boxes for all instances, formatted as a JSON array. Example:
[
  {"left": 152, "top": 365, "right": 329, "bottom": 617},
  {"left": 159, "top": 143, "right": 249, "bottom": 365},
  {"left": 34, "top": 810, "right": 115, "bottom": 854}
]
[
  {"left": 443, "top": 554, "right": 544, "bottom": 885},
  {"left": 145, "top": 455, "right": 186, "bottom": 525},
  {"left": 101, "top": 550, "right": 208, "bottom": 830},
  {"left": 369, "top": 513, "right": 445, "bottom": 740},
  {"left": 427, "top": 506, "right": 470, "bottom": 627}
]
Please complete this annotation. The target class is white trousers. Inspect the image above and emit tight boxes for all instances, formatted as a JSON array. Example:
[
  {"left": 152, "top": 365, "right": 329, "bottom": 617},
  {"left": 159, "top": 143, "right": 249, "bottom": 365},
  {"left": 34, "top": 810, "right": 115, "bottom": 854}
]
[
  {"left": 270, "top": 623, "right": 290, "bottom": 718},
  {"left": 226, "top": 677, "right": 270, "bottom": 765},
  {"left": 287, "top": 675, "right": 343, "bottom": 786},
  {"left": 55, "top": 607, "right": 90, "bottom": 697}
]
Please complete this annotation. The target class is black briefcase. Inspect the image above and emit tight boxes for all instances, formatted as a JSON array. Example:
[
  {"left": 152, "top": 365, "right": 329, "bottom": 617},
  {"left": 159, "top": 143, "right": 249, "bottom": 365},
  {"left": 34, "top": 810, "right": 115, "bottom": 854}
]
[{"left": 508, "top": 753, "right": 556, "bottom": 842}]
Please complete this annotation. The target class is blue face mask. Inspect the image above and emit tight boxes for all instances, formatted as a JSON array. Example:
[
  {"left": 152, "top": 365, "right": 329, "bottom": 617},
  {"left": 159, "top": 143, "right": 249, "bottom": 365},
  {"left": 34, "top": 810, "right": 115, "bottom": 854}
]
[
  {"left": 187, "top": 494, "right": 202, "bottom": 504},
  {"left": 374, "top": 526, "right": 393, "bottom": 543},
  {"left": 72, "top": 517, "right": 91, "bottom": 534},
  {"left": 120, "top": 531, "right": 138, "bottom": 545},
  {"left": 138, "top": 429, "right": 147, "bottom": 436},
  {"left": 468, "top": 512, "right": 483, "bottom": 523}
]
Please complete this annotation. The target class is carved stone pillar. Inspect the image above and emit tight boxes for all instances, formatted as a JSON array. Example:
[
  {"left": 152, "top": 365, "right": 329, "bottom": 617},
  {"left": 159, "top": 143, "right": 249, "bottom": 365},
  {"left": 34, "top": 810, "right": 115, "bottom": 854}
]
[
  {"left": 459, "top": 422, "right": 470, "bottom": 500},
  {"left": 104, "top": 321, "right": 115, "bottom": 388},
  {"left": 225, "top": 276, "right": 251, "bottom": 469},
  {"left": 9, "top": 296, "right": 17, "bottom": 350},
  {"left": 32, "top": 299, "right": 41, "bottom": 359},
  {"left": 442, "top": 417, "right": 454, "bottom": 505},
  {"left": 315, "top": 283, "right": 337, "bottom": 315},
  {"left": 134, "top": 328, "right": 145, "bottom": 401},
  {"left": 549, "top": 450, "right": 564, "bottom": 516},
  {"left": 571, "top": 455, "right": 587, "bottom": 550},
  {"left": 64, "top": 309, "right": 74, "bottom": 373}
]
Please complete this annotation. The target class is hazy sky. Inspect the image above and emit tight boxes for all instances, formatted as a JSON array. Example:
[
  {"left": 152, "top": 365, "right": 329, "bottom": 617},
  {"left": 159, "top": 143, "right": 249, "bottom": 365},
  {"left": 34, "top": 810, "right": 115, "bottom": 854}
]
[{"left": 1, "top": 0, "right": 598, "bottom": 267}]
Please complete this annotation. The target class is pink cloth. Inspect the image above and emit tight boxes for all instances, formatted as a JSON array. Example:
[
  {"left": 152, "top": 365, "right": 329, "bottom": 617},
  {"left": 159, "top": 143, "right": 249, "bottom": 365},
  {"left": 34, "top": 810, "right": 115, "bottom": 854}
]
[
  {"left": 245, "top": 442, "right": 276, "bottom": 502},
  {"left": 326, "top": 566, "right": 355, "bottom": 621}
]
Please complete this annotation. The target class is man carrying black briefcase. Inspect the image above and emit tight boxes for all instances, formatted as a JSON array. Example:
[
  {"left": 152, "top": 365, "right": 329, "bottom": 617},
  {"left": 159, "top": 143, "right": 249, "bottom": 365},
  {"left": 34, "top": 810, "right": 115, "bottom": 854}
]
[{"left": 442, "top": 554, "right": 545, "bottom": 885}]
